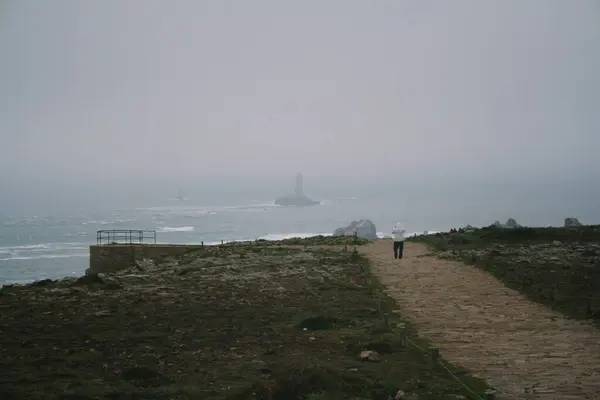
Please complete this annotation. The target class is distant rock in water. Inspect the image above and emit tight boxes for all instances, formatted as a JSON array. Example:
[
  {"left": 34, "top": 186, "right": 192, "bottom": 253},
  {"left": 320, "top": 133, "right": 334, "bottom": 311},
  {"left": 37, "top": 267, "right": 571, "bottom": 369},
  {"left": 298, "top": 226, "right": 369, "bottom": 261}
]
[
  {"left": 274, "top": 172, "right": 319, "bottom": 207},
  {"left": 489, "top": 218, "right": 522, "bottom": 229},
  {"left": 274, "top": 194, "right": 320, "bottom": 206},
  {"left": 564, "top": 217, "right": 583, "bottom": 227},
  {"left": 333, "top": 219, "right": 377, "bottom": 240}
]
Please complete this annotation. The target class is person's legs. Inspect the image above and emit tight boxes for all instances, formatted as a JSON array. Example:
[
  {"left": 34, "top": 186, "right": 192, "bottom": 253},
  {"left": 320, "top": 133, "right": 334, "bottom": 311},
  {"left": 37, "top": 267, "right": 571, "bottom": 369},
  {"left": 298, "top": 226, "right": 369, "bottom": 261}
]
[
  {"left": 398, "top": 241, "right": 404, "bottom": 259},
  {"left": 393, "top": 241, "right": 399, "bottom": 259}
]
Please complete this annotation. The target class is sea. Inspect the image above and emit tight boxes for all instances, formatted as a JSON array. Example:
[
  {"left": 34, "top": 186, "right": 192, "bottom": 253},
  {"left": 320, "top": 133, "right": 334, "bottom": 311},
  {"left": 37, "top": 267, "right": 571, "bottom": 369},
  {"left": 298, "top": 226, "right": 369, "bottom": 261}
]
[{"left": 1, "top": 179, "right": 598, "bottom": 285}]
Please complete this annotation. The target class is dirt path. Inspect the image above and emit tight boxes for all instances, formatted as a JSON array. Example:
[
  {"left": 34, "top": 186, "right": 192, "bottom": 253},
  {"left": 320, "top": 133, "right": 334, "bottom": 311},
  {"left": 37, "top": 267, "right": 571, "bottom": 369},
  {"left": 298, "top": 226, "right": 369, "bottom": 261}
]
[{"left": 362, "top": 240, "right": 600, "bottom": 400}]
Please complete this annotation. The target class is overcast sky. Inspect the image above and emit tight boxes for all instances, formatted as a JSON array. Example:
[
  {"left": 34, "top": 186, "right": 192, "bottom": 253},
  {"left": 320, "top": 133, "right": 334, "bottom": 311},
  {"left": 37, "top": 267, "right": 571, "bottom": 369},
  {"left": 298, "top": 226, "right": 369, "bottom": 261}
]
[{"left": 1, "top": 0, "right": 599, "bottom": 187}]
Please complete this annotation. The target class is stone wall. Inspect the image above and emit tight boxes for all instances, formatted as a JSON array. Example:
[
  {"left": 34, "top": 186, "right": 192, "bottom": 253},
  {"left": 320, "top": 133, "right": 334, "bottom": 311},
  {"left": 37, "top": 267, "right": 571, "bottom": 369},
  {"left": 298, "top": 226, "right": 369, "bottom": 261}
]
[{"left": 89, "top": 244, "right": 205, "bottom": 273}]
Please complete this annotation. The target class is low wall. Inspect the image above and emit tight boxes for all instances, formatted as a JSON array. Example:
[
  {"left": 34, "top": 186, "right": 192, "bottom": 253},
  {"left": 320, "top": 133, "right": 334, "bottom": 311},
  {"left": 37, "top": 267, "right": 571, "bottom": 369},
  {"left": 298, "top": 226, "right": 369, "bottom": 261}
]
[{"left": 89, "top": 244, "right": 205, "bottom": 273}]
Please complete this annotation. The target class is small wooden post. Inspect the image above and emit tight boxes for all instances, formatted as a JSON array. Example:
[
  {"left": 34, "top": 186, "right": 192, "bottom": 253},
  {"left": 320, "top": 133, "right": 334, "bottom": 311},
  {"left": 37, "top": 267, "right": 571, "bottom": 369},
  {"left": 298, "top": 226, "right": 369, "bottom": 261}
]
[
  {"left": 397, "top": 326, "right": 406, "bottom": 347},
  {"left": 484, "top": 391, "right": 495, "bottom": 400},
  {"left": 396, "top": 323, "right": 406, "bottom": 345},
  {"left": 431, "top": 347, "right": 439, "bottom": 365}
]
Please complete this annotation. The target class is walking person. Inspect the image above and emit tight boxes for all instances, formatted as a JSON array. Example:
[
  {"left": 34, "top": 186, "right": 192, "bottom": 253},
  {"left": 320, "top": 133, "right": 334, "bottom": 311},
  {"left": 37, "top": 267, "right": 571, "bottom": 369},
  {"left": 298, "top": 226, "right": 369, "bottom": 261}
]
[{"left": 392, "top": 222, "right": 406, "bottom": 259}]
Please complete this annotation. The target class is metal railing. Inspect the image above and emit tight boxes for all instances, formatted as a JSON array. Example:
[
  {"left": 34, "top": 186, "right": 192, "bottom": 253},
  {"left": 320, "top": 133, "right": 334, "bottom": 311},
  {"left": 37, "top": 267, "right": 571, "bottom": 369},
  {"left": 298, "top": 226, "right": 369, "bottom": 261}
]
[{"left": 96, "top": 230, "right": 157, "bottom": 245}]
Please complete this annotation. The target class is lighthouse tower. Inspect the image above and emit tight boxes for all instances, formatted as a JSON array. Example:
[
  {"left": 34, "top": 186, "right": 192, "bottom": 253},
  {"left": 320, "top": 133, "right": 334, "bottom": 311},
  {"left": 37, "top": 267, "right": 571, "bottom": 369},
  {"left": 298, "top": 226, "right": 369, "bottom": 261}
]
[{"left": 295, "top": 172, "right": 304, "bottom": 197}]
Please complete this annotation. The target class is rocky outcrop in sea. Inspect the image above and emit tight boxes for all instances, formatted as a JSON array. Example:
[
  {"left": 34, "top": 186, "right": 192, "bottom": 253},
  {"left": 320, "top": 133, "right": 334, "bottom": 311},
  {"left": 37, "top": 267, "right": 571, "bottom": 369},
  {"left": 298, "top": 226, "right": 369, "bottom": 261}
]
[
  {"left": 333, "top": 219, "right": 378, "bottom": 240},
  {"left": 564, "top": 217, "right": 583, "bottom": 227}
]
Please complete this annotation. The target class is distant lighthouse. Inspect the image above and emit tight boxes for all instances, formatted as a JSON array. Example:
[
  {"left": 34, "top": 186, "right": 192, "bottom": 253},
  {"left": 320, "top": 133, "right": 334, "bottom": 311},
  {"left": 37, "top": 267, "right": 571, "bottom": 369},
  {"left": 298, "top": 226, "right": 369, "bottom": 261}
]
[
  {"left": 295, "top": 172, "right": 304, "bottom": 197},
  {"left": 274, "top": 172, "right": 319, "bottom": 206}
]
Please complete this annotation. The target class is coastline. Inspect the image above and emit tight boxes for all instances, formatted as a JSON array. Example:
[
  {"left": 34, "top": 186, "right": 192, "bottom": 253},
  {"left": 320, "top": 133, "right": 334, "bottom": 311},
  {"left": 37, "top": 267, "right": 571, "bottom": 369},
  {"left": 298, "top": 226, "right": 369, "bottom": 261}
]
[
  {"left": 0, "top": 230, "right": 438, "bottom": 286},
  {"left": 2, "top": 226, "right": 599, "bottom": 398}
]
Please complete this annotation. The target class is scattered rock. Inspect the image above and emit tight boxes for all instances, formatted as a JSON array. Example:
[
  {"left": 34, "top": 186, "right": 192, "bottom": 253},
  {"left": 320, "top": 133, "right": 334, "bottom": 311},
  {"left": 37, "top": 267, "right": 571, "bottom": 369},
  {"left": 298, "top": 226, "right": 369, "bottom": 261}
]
[
  {"left": 333, "top": 219, "right": 377, "bottom": 240},
  {"left": 552, "top": 240, "right": 562, "bottom": 245},
  {"left": 135, "top": 258, "right": 155, "bottom": 270},
  {"left": 463, "top": 225, "right": 476, "bottom": 232},
  {"left": 489, "top": 218, "right": 522, "bottom": 229},
  {"left": 395, "top": 390, "right": 406, "bottom": 399},
  {"left": 77, "top": 272, "right": 104, "bottom": 285},
  {"left": 359, "top": 350, "right": 381, "bottom": 362},
  {"left": 564, "top": 217, "right": 582, "bottom": 227}
]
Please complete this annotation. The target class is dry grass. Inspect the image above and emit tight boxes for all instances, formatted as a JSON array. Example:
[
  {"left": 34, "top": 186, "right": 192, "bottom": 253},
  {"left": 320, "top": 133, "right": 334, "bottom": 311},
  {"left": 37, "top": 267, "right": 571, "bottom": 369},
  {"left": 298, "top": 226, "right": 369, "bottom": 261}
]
[
  {"left": 410, "top": 225, "right": 600, "bottom": 324},
  {"left": 0, "top": 238, "right": 487, "bottom": 399}
]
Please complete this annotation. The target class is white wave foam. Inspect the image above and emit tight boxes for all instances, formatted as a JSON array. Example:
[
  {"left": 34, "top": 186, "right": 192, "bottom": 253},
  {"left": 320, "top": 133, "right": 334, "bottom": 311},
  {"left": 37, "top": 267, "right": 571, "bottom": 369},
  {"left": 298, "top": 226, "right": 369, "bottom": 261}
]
[
  {"left": 82, "top": 219, "right": 135, "bottom": 225},
  {"left": 257, "top": 232, "right": 331, "bottom": 241},
  {"left": 223, "top": 203, "right": 280, "bottom": 212},
  {"left": 63, "top": 231, "right": 90, "bottom": 237},
  {"left": 159, "top": 226, "right": 195, "bottom": 233},
  {"left": 139, "top": 202, "right": 280, "bottom": 215},
  {"left": 0, "top": 243, "right": 87, "bottom": 256},
  {"left": 1, "top": 253, "right": 88, "bottom": 261},
  {"left": 0, "top": 244, "right": 50, "bottom": 251}
]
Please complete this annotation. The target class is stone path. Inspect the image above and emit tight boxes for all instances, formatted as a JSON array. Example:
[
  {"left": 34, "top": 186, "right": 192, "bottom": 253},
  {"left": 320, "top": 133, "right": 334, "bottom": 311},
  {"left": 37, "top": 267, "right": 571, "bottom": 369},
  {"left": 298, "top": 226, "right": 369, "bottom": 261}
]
[{"left": 362, "top": 240, "right": 600, "bottom": 400}]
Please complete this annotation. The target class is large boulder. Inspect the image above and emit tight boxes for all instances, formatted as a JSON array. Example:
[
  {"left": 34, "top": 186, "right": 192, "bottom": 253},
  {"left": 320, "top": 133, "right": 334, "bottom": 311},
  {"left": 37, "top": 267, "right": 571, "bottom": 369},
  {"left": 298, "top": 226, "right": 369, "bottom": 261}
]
[
  {"left": 490, "top": 220, "right": 503, "bottom": 228},
  {"left": 504, "top": 218, "right": 521, "bottom": 229},
  {"left": 333, "top": 219, "right": 377, "bottom": 240},
  {"left": 564, "top": 217, "right": 583, "bottom": 227},
  {"left": 274, "top": 194, "right": 319, "bottom": 206}
]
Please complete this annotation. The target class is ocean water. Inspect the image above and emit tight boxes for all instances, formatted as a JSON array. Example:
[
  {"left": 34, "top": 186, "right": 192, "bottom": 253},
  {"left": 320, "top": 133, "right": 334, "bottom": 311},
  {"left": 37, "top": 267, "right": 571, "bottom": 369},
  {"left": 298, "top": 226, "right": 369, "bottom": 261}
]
[{"left": 1, "top": 180, "right": 598, "bottom": 285}]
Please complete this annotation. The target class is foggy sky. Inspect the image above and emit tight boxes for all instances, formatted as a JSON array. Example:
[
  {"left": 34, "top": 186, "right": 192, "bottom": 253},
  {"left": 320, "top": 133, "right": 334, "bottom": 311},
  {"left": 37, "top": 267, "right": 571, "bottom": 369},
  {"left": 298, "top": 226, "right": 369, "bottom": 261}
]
[{"left": 1, "top": 0, "right": 599, "bottom": 187}]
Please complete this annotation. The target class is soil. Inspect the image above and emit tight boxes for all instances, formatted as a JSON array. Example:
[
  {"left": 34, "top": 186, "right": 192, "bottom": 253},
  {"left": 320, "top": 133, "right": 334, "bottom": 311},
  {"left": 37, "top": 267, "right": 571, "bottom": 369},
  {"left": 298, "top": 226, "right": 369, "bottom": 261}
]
[{"left": 0, "top": 238, "right": 487, "bottom": 400}]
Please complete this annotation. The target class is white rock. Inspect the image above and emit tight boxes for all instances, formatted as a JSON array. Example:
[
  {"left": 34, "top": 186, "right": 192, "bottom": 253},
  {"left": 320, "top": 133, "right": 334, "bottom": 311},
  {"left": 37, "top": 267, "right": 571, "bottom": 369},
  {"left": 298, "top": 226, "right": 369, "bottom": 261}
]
[{"left": 333, "top": 219, "right": 378, "bottom": 240}]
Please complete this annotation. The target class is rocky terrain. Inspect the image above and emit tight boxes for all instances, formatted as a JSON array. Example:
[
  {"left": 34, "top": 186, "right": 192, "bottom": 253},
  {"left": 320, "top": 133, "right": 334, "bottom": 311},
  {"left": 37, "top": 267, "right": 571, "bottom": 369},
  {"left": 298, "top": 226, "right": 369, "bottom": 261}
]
[
  {"left": 0, "top": 236, "right": 487, "bottom": 399},
  {"left": 411, "top": 225, "right": 600, "bottom": 324}
]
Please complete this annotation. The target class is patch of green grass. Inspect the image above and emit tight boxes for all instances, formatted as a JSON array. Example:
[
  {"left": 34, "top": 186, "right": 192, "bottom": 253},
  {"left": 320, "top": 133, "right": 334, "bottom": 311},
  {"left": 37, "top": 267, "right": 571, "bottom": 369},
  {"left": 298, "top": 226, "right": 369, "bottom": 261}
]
[
  {"left": 265, "top": 235, "right": 371, "bottom": 246},
  {"left": 0, "top": 244, "right": 488, "bottom": 399},
  {"left": 411, "top": 225, "right": 600, "bottom": 325}
]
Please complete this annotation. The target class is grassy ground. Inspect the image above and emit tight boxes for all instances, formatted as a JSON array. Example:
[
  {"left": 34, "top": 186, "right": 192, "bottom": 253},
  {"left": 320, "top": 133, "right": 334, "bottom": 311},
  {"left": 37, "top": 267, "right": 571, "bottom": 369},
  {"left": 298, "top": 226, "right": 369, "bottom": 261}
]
[
  {"left": 410, "top": 226, "right": 600, "bottom": 325},
  {"left": 0, "top": 237, "right": 488, "bottom": 399}
]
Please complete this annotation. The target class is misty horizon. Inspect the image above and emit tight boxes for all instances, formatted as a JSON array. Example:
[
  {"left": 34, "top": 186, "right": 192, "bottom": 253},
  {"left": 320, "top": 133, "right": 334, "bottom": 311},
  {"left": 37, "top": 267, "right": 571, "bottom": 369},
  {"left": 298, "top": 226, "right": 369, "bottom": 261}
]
[{"left": 1, "top": 0, "right": 599, "bottom": 213}]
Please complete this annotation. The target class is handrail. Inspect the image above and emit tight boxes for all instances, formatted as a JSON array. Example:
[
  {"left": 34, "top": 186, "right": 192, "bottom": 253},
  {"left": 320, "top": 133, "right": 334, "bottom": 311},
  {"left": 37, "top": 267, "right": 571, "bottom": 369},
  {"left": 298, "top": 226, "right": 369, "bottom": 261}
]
[{"left": 96, "top": 230, "right": 157, "bottom": 245}]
